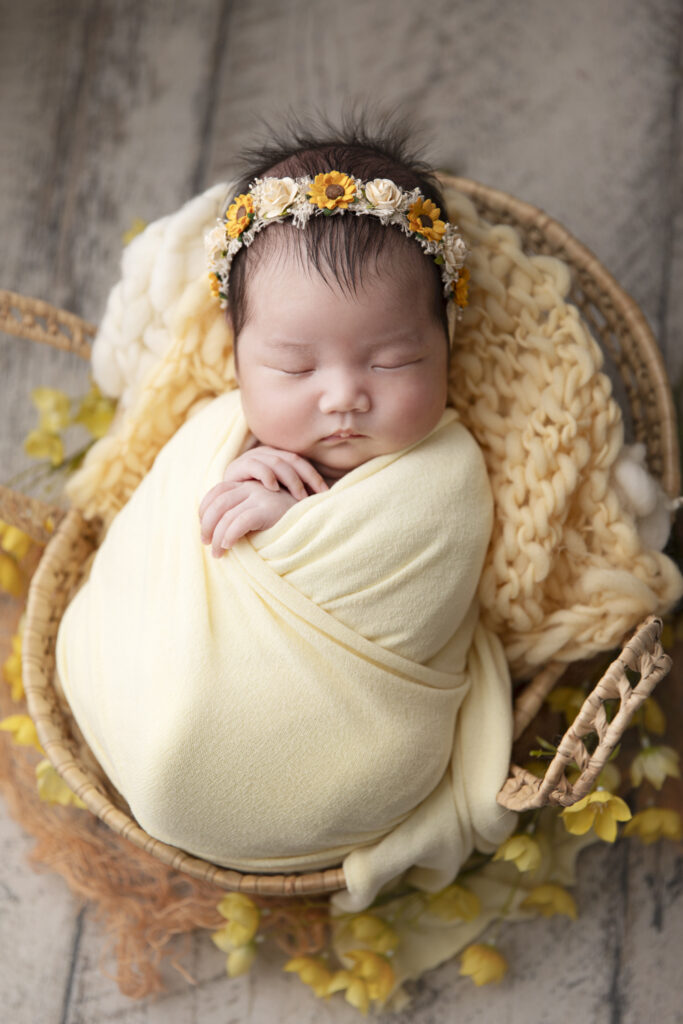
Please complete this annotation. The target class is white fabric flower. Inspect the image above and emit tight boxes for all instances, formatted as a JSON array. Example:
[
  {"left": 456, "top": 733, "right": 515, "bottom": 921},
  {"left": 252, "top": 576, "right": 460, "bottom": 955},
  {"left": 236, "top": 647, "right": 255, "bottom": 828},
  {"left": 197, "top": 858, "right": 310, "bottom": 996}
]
[
  {"left": 364, "top": 178, "right": 405, "bottom": 216},
  {"left": 442, "top": 227, "right": 467, "bottom": 274},
  {"left": 255, "top": 176, "right": 299, "bottom": 220},
  {"left": 204, "top": 223, "right": 228, "bottom": 262}
]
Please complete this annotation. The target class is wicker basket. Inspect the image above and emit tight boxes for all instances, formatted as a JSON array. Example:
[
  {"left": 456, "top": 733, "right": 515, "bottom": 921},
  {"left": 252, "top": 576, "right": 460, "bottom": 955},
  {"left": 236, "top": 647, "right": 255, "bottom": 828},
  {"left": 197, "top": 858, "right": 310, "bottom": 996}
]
[{"left": 0, "top": 175, "right": 677, "bottom": 899}]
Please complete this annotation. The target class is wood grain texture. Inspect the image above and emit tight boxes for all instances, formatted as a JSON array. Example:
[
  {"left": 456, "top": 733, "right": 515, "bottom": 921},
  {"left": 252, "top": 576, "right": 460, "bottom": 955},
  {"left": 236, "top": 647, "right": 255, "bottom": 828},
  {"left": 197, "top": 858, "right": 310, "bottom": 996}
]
[{"left": 1, "top": 1, "right": 681, "bottom": 1021}]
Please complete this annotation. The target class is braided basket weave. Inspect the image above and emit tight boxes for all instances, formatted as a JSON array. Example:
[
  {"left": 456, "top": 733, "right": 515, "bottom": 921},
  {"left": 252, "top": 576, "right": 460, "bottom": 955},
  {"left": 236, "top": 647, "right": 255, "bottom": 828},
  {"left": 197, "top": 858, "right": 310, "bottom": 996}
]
[{"left": 0, "top": 174, "right": 677, "bottom": 898}]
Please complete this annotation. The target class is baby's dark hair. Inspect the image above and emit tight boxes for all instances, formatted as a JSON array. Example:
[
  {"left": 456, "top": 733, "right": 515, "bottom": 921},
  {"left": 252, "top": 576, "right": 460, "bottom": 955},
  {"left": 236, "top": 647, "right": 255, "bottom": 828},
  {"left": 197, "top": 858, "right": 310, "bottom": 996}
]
[{"left": 224, "top": 106, "right": 451, "bottom": 342}]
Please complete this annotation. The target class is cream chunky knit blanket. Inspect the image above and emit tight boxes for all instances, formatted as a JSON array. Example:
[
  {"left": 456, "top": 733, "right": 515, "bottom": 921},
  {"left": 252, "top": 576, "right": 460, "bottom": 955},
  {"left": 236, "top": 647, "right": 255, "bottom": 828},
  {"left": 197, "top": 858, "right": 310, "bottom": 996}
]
[
  {"left": 56, "top": 389, "right": 515, "bottom": 911},
  {"left": 65, "top": 181, "right": 683, "bottom": 681}
]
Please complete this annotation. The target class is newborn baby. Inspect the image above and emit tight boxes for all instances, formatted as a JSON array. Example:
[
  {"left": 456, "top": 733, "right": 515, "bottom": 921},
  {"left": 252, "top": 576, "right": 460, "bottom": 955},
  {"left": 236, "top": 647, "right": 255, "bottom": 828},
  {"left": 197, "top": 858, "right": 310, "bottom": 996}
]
[{"left": 56, "top": 131, "right": 516, "bottom": 911}]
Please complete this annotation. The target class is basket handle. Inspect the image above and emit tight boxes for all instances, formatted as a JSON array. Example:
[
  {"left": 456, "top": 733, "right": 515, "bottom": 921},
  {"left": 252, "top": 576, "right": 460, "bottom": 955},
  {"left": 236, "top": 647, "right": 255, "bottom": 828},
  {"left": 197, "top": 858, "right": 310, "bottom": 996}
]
[
  {"left": 0, "top": 289, "right": 94, "bottom": 356},
  {"left": 497, "top": 615, "right": 671, "bottom": 811}
]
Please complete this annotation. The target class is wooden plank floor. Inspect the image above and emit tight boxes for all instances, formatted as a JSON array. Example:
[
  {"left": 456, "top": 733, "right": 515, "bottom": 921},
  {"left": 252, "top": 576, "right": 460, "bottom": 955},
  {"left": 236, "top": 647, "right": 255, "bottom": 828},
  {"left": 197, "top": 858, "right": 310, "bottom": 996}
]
[{"left": 1, "top": 2, "right": 682, "bottom": 1021}]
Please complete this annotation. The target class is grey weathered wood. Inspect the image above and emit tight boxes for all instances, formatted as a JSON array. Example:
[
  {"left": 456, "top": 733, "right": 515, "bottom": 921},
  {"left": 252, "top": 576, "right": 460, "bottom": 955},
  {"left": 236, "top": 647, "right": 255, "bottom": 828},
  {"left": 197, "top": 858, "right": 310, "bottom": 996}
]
[{"left": 1, "top": 1, "right": 682, "bottom": 1021}]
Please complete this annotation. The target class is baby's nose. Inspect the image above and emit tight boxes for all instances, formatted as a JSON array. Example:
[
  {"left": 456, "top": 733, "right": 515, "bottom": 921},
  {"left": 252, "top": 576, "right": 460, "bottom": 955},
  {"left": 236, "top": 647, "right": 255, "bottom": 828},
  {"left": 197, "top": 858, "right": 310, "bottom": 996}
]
[{"left": 318, "top": 375, "right": 370, "bottom": 414}]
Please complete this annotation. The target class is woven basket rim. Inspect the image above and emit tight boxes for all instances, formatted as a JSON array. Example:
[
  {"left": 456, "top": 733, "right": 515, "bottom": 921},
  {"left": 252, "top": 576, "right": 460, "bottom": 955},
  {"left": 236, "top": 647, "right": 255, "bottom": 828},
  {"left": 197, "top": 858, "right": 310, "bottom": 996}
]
[{"left": 15, "top": 175, "right": 680, "bottom": 899}]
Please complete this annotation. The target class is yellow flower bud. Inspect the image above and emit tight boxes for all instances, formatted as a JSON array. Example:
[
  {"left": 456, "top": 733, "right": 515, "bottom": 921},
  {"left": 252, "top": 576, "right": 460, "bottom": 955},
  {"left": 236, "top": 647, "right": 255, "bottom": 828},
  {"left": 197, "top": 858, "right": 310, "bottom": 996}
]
[
  {"left": 426, "top": 882, "right": 480, "bottom": 921},
  {"left": 520, "top": 884, "right": 578, "bottom": 920},
  {"left": 30, "top": 388, "right": 71, "bottom": 433},
  {"left": 216, "top": 892, "right": 260, "bottom": 945},
  {"left": 0, "top": 525, "right": 32, "bottom": 560},
  {"left": 347, "top": 912, "right": 399, "bottom": 953},
  {"left": 72, "top": 383, "right": 116, "bottom": 439},
  {"left": 35, "top": 759, "right": 87, "bottom": 807},
  {"left": 283, "top": 956, "right": 333, "bottom": 997},
  {"left": 23, "top": 428, "right": 64, "bottom": 467},
  {"left": 493, "top": 834, "right": 542, "bottom": 872},
  {"left": 460, "top": 943, "right": 508, "bottom": 986}
]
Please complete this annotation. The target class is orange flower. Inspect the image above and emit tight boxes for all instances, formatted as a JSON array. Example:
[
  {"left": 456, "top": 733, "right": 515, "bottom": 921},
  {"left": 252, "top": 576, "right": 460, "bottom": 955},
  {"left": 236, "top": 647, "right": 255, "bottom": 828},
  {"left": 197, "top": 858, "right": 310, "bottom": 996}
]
[
  {"left": 307, "top": 171, "right": 357, "bottom": 211},
  {"left": 225, "top": 193, "right": 255, "bottom": 238},
  {"left": 453, "top": 266, "right": 470, "bottom": 307},
  {"left": 407, "top": 197, "right": 446, "bottom": 242}
]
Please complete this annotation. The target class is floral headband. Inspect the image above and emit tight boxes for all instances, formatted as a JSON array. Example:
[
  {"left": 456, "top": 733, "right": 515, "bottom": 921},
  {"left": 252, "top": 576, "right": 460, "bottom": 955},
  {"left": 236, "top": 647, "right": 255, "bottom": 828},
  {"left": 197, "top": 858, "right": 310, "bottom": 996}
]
[{"left": 205, "top": 171, "right": 470, "bottom": 317}]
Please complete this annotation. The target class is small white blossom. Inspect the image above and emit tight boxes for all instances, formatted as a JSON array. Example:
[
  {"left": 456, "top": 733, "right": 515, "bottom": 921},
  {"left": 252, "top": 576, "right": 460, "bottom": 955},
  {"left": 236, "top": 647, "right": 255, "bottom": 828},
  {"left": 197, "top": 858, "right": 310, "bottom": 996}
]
[
  {"left": 253, "top": 176, "right": 300, "bottom": 220},
  {"left": 364, "top": 178, "right": 406, "bottom": 219}
]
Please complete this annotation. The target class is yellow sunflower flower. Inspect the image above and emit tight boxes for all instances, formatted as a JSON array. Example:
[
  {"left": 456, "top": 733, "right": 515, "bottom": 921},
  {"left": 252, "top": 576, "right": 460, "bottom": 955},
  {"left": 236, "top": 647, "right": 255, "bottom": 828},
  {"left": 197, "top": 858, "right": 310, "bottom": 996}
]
[
  {"left": 346, "top": 912, "right": 399, "bottom": 954},
  {"left": 623, "top": 808, "right": 683, "bottom": 845},
  {"left": 283, "top": 955, "right": 334, "bottom": 998},
  {"left": 72, "top": 382, "right": 116, "bottom": 439},
  {"left": 561, "top": 790, "right": 631, "bottom": 842},
  {"left": 426, "top": 881, "right": 481, "bottom": 921},
  {"left": 30, "top": 387, "right": 71, "bottom": 434},
  {"left": 225, "top": 193, "right": 255, "bottom": 239},
  {"left": 630, "top": 745, "right": 680, "bottom": 790},
  {"left": 23, "top": 428, "right": 64, "bottom": 467},
  {"left": 493, "top": 834, "right": 542, "bottom": 873},
  {"left": 35, "top": 759, "right": 87, "bottom": 807},
  {"left": 407, "top": 197, "right": 446, "bottom": 242},
  {"left": 454, "top": 266, "right": 470, "bottom": 307},
  {"left": 307, "top": 171, "right": 357, "bottom": 211},
  {"left": 459, "top": 943, "right": 508, "bottom": 986},
  {"left": 0, "top": 550, "right": 24, "bottom": 598},
  {"left": 214, "top": 892, "right": 260, "bottom": 946},
  {"left": 520, "top": 884, "right": 578, "bottom": 920},
  {"left": 2, "top": 632, "right": 24, "bottom": 702},
  {"left": 0, "top": 713, "right": 44, "bottom": 753}
]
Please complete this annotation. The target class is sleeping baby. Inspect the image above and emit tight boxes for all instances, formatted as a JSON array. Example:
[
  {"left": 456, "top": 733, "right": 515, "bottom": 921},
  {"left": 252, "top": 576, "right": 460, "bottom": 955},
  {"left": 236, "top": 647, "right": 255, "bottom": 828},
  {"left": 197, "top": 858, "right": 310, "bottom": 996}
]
[{"left": 55, "top": 127, "right": 516, "bottom": 912}]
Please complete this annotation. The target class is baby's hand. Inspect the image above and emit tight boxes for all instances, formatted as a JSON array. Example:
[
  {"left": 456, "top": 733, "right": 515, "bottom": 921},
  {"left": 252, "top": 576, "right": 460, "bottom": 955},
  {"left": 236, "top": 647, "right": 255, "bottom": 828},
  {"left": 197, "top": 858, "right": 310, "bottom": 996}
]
[
  {"left": 221, "top": 446, "right": 328, "bottom": 501},
  {"left": 199, "top": 480, "right": 298, "bottom": 556}
]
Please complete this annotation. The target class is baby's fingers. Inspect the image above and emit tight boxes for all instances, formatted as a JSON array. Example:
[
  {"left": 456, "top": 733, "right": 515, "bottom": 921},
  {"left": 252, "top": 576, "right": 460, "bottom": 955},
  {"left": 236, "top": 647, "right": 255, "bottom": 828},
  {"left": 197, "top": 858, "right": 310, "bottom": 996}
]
[{"left": 212, "top": 507, "right": 260, "bottom": 555}]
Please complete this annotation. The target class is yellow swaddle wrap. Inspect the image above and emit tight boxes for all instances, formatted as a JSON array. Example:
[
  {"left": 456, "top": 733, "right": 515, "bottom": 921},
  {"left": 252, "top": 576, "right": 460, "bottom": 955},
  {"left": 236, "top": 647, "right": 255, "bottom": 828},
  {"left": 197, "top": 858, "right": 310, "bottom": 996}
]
[{"left": 56, "top": 387, "right": 515, "bottom": 911}]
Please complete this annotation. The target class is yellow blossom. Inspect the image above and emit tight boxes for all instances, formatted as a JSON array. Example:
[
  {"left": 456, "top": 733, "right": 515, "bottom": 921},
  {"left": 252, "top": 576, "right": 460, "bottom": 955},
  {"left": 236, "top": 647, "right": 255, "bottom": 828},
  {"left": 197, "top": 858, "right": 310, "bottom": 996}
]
[
  {"left": 283, "top": 956, "right": 334, "bottom": 998},
  {"left": 23, "top": 428, "right": 64, "bottom": 467},
  {"left": 545, "top": 685, "right": 586, "bottom": 726},
  {"left": 407, "top": 197, "right": 446, "bottom": 242},
  {"left": 630, "top": 745, "right": 680, "bottom": 790},
  {"left": 561, "top": 790, "right": 631, "bottom": 842},
  {"left": 426, "top": 882, "right": 481, "bottom": 921},
  {"left": 0, "top": 522, "right": 33, "bottom": 560},
  {"left": 2, "top": 632, "right": 24, "bottom": 701},
  {"left": 30, "top": 387, "right": 71, "bottom": 433},
  {"left": 225, "top": 193, "right": 255, "bottom": 238},
  {"left": 328, "top": 950, "right": 395, "bottom": 1008},
  {"left": 346, "top": 912, "right": 399, "bottom": 954},
  {"left": 493, "top": 834, "right": 542, "bottom": 873},
  {"left": 307, "top": 171, "right": 357, "bottom": 211},
  {"left": 630, "top": 697, "right": 666, "bottom": 736},
  {"left": 0, "top": 551, "right": 24, "bottom": 597},
  {"left": 0, "top": 714, "right": 44, "bottom": 753},
  {"left": 215, "top": 892, "right": 260, "bottom": 946},
  {"left": 520, "top": 884, "right": 578, "bottom": 920},
  {"left": 122, "top": 217, "right": 148, "bottom": 245},
  {"left": 72, "top": 382, "right": 116, "bottom": 439},
  {"left": 226, "top": 941, "right": 257, "bottom": 977},
  {"left": 459, "top": 943, "right": 508, "bottom": 986},
  {"left": 623, "top": 808, "right": 683, "bottom": 845},
  {"left": 454, "top": 266, "right": 470, "bottom": 307},
  {"left": 35, "top": 759, "right": 87, "bottom": 807}
]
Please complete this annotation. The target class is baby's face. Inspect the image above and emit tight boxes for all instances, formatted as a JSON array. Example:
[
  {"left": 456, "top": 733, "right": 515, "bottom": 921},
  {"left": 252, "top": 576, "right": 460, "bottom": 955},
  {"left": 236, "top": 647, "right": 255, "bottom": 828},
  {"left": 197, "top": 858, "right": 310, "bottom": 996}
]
[{"left": 234, "top": 256, "right": 449, "bottom": 481}]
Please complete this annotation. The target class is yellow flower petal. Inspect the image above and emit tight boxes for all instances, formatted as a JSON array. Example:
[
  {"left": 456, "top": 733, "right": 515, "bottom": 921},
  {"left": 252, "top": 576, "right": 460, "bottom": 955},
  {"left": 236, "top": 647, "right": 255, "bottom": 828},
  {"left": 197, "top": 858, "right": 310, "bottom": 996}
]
[
  {"left": 347, "top": 913, "right": 399, "bottom": 953},
  {"left": 520, "top": 884, "right": 578, "bottom": 920},
  {"left": 216, "top": 892, "right": 260, "bottom": 943},
  {"left": 631, "top": 746, "right": 680, "bottom": 790},
  {"left": 0, "top": 525, "right": 33, "bottom": 560},
  {"left": 72, "top": 384, "right": 116, "bottom": 439},
  {"left": 460, "top": 943, "right": 508, "bottom": 986},
  {"left": 345, "top": 977, "right": 370, "bottom": 1014},
  {"left": 407, "top": 197, "right": 446, "bottom": 242},
  {"left": 426, "top": 882, "right": 481, "bottom": 921},
  {"left": 283, "top": 956, "right": 333, "bottom": 998},
  {"left": 0, "top": 551, "right": 24, "bottom": 598},
  {"left": 561, "top": 791, "right": 631, "bottom": 842},
  {"left": 226, "top": 942, "right": 257, "bottom": 977},
  {"left": 0, "top": 714, "right": 44, "bottom": 753},
  {"left": 35, "top": 759, "right": 86, "bottom": 807},
  {"left": 30, "top": 388, "right": 71, "bottom": 433},
  {"left": 225, "top": 193, "right": 255, "bottom": 238},
  {"left": 623, "top": 808, "right": 683, "bottom": 845},
  {"left": 23, "top": 428, "right": 64, "bottom": 467},
  {"left": 493, "top": 834, "right": 542, "bottom": 872}
]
